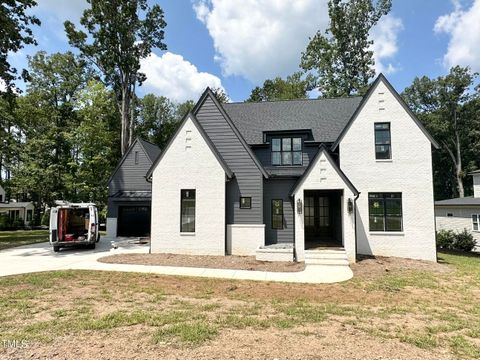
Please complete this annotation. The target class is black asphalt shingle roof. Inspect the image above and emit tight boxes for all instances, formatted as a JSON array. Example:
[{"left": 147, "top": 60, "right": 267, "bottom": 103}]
[
  {"left": 222, "top": 97, "right": 363, "bottom": 145},
  {"left": 435, "top": 197, "right": 480, "bottom": 206},
  {"left": 138, "top": 138, "right": 161, "bottom": 163}
]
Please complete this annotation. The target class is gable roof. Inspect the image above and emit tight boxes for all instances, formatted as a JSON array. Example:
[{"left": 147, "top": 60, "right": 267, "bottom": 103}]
[
  {"left": 107, "top": 137, "right": 160, "bottom": 185},
  {"left": 223, "top": 97, "right": 363, "bottom": 145},
  {"left": 332, "top": 73, "right": 440, "bottom": 150},
  {"left": 290, "top": 144, "right": 359, "bottom": 196},
  {"left": 146, "top": 112, "right": 234, "bottom": 179},
  {"left": 193, "top": 88, "right": 270, "bottom": 178},
  {"left": 435, "top": 197, "right": 480, "bottom": 206},
  {"left": 138, "top": 138, "right": 161, "bottom": 162}
]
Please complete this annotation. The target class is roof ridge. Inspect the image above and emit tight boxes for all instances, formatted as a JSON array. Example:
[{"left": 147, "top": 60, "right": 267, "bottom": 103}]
[{"left": 225, "top": 95, "right": 363, "bottom": 106}]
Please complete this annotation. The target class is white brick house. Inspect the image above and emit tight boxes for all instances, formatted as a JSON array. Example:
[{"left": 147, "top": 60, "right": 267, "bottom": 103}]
[{"left": 146, "top": 74, "right": 439, "bottom": 262}]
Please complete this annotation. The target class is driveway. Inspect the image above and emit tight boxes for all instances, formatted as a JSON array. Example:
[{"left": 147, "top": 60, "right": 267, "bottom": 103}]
[{"left": 0, "top": 239, "right": 353, "bottom": 283}]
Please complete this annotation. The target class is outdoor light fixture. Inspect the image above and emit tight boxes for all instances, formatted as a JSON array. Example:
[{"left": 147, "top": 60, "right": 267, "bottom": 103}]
[
  {"left": 347, "top": 198, "right": 353, "bottom": 214},
  {"left": 296, "top": 198, "right": 302, "bottom": 214}
]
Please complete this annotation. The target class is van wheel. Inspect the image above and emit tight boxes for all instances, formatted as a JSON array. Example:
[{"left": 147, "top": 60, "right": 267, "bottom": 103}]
[
  {"left": 96, "top": 234, "right": 100, "bottom": 243},
  {"left": 87, "top": 243, "right": 96, "bottom": 250},
  {"left": 53, "top": 246, "right": 60, "bottom": 252}
]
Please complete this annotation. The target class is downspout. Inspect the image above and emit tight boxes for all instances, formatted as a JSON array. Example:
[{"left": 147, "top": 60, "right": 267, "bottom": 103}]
[
  {"left": 353, "top": 192, "right": 361, "bottom": 261},
  {"left": 292, "top": 196, "right": 297, "bottom": 262},
  {"left": 145, "top": 175, "right": 152, "bottom": 254}
]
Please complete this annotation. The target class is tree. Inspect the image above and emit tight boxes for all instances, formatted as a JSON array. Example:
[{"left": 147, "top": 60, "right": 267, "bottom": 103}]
[
  {"left": 65, "top": 0, "right": 167, "bottom": 155},
  {"left": 403, "top": 66, "right": 480, "bottom": 199},
  {"left": 136, "top": 95, "right": 195, "bottom": 149},
  {"left": 211, "top": 87, "right": 229, "bottom": 103},
  {"left": 247, "top": 72, "right": 314, "bottom": 102},
  {"left": 300, "top": 0, "right": 391, "bottom": 97},
  {"left": 0, "top": 0, "right": 40, "bottom": 92}
]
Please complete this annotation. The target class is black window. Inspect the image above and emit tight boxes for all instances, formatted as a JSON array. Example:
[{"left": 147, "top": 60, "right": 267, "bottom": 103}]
[
  {"left": 271, "top": 137, "right": 302, "bottom": 166},
  {"left": 239, "top": 197, "right": 251, "bottom": 209},
  {"left": 272, "top": 199, "right": 283, "bottom": 229},
  {"left": 374, "top": 123, "right": 391, "bottom": 159},
  {"left": 134, "top": 151, "right": 139, "bottom": 164},
  {"left": 473, "top": 214, "right": 480, "bottom": 232},
  {"left": 180, "top": 190, "right": 195, "bottom": 232},
  {"left": 0, "top": 194, "right": 2, "bottom": 202},
  {"left": 369, "top": 193, "right": 402, "bottom": 232}
]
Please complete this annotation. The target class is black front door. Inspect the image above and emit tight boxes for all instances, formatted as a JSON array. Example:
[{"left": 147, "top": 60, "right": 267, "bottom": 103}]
[
  {"left": 117, "top": 206, "right": 151, "bottom": 237},
  {"left": 304, "top": 190, "right": 342, "bottom": 248}
]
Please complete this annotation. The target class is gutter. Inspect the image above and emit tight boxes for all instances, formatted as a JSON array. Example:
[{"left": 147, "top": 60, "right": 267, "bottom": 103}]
[{"left": 292, "top": 197, "right": 297, "bottom": 262}]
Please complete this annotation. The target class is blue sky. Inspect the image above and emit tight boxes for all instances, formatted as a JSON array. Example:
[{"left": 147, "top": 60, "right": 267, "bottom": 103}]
[{"left": 8, "top": 0, "right": 480, "bottom": 102}]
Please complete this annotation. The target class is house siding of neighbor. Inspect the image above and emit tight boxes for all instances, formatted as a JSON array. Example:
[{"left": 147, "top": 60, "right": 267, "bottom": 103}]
[
  {"left": 435, "top": 171, "right": 480, "bottom": 250},
  {"left": 106, "top": 138, "right": 160, "bottom": 238},
  {"left": 0, "top": 202, "right": 35, "bottom": 226},
  {"left": 120, "top": 74, "right": 439, "bottom": 263}
]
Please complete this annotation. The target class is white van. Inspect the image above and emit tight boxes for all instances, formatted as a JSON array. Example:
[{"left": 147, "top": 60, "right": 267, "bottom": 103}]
[{"left": 49, "top": 202, "right": 100, "bottom": 252}]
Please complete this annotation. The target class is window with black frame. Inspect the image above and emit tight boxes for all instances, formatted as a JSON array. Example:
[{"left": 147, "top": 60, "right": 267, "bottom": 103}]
[
  {"left": 271, "top": 137, "right": 302, "bottom": 166},
  {"left": 180, "top": 190, "right": 196, "bottom": 232},
  {"left": 272, "top": 199, "right": 283, "bottom": 229},
  {"left": 368, "top": 193, "right": 402, "bottom": 232},
  {"left": 239, "top": 197, "right": 251, "bottom": 209},
  {"left": 374, "top": 123, "right": 391, "bottom": 159}
]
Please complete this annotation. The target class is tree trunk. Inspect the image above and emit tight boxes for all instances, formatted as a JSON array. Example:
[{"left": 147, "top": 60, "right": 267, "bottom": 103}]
[
  {"left": 454, "top": 111, "right": 464, "bottom": 198},
  {"left": 120, "top": 86, "right": 131, "bottom": 155}
]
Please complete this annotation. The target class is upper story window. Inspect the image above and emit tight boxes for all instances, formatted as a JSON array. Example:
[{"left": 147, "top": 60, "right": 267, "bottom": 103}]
[
  {"left": 272, "top": 137, "right": 302, "bottom": 166},
  {"left": 374, "top": 123, "right": 391, "bottom": 159},
  {"left": 472, "top": 214, "right": 479, "bottom": 232},
  {"left": 134, "top": 151, "right": 139, "bottom": 164}
]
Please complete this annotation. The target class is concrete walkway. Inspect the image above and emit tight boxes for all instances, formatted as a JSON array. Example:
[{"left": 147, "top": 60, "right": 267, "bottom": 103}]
[{"left": 0, "top": 239, "right": 353, "bottom": 284}]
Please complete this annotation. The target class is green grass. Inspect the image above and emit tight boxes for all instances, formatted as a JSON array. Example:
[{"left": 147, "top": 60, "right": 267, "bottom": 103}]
[
  {"left": 0, "top": 229, "right": 49, "bottom": 250},
  {"left": 0, "top": 251, "right": 479, "bottom": 356}
]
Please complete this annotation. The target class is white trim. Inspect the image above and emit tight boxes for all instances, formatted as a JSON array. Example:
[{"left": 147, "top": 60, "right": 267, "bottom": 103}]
[
  {"left": 180, "top": 232, "right": 196, "bottom": 237},
  {"left": 228, "top": 224, "right": 265, "bottom": 228},
  {"left": 369, "top": 232, "right": 405, "bottom": 236}
]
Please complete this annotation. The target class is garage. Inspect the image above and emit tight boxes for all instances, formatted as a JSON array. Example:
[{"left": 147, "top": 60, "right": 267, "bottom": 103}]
[{"left": 117, "top": 206, "right": 151, "bottom": 237}]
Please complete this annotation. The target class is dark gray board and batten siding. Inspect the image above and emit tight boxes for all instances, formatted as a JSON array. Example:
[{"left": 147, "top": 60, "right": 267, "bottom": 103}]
[
  {"left": 195, "top": 96, "right": 264, "bottom": 224},
  {"left": 264, "top": 179, "right": 296, "bottom": 244}
]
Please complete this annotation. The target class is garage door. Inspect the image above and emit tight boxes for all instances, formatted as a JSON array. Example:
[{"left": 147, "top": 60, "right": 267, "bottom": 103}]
[{"left": 117, "top": 206, "right": 151, "bottom": 237}]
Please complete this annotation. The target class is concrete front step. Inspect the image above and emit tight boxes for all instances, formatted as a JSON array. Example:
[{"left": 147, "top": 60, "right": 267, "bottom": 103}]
[{"left": 304, "top": 248, "right": 350, "bottom": 266}]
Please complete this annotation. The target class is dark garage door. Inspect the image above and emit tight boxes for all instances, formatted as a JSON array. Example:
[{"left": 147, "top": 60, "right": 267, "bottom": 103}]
[{"left": 117, "top": 206, "right": 151, "bottom": 237}]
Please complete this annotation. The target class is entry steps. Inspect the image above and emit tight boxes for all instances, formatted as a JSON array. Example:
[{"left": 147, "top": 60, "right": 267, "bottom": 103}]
[{"left": 304, "top": 248, "right": 349, "bottom": 266}]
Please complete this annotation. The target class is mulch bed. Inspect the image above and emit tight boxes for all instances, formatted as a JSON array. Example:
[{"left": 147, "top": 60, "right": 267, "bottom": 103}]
[{"left": 98, "top": 253, "right": 305, "bottom": 272}]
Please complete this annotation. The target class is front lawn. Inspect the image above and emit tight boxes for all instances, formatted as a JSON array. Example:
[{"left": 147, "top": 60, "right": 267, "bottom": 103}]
[
  {"left": 0, "top": 230, "right": 49, "bottom": 250},
  {"left": 0, "top": 251, "right": 479, "bottom": 359}
]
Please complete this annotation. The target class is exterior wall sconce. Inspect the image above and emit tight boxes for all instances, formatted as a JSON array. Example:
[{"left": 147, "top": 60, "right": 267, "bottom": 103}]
[
  {"left": 296, "top": 198, "right": 303, "bottom": 214},
  {"left": 347, "top": 198, "right": 353, "bottom": 214}
]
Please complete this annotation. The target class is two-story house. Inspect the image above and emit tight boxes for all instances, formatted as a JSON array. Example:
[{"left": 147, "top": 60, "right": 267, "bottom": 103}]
[{"left": 147, "top": 74, "right": 439, "bottom": 262}]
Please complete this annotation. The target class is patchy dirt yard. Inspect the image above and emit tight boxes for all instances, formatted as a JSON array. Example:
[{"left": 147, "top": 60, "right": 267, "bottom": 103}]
[
  {"left": 1, "top": 251, "right": 479, "bottom": 359},
  {"left": 98, "top": 253, "right": 306, "bottom": 272}
]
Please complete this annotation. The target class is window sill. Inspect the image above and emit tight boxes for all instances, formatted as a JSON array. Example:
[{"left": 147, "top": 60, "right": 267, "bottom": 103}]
[
  {"left": 375, "top": 159, "right": 393, "bottom": 163},
  {"left": 180, "top": 232, "right": 195, "bottom": 236},
  {"left": 369, "top": 232, "right": 404, "bottom": 236}
]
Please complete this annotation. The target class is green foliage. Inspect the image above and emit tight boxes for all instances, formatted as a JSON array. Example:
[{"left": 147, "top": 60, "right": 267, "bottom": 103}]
[
  {"left": 40, "top": 211, "right": 49, "bottom": 227},
  {"left": 402, "top": 66, "right": 480, "bottom": 199},
  {"left": 211, "top": 87, "right": 229, "bottom": 103},
  {"left": 436, "top": 229, "right": 476, "bottom": 252},
  {"left": 135, "top": 95, "right": 194, "bottom": 149},
  {"left": 64, "top": 0, "right": 167, "bottom": 155},
  {"left": 247, "top": 72, "right": 314, "bottom": 102},
  {"left": 300, "top": 0, "right": 391, "bottom": 97},
  {"left": 0, "top": 0, "right": 41, "bottom": 92}
]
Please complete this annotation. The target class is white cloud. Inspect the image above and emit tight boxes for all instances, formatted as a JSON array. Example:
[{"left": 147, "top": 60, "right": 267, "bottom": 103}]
[
  {"left": 434, "top": 0, "right": 480, "bottom": 71},
  {"left": 36, "top": 0, "right": 88, "bottom": 22},
  {"left": 370, "top": 14, "right": 404, "bottom": 74},
  {"left": 140, "top": 52, "right": 224, "bottom": 103},
  {"left": 192, "top": 0, "right": 329, "bottom": 84}
]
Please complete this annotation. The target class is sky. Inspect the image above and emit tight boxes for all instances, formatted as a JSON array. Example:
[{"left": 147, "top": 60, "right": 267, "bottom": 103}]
[{"left": 7, "top": 0, "right": 480, "bottom": 103}]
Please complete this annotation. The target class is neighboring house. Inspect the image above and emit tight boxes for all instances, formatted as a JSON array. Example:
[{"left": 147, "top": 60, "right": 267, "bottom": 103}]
[
  {"left": 106, "top": 138, "right": 161, "bottom": 238},
  {"left": 146, "top": 74, "right": 439, "bottom": 263},
  {"left": 435, "top": 170, "right": 480, "bottom": 249},
  {"left": 0, "top": 201, "right": 35, "bottom": 226}
]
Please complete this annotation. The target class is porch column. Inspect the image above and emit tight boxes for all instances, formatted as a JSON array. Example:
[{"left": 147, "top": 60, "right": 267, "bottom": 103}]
[{"left": 294, "top": 192, "right": 305, "bottom": 262}]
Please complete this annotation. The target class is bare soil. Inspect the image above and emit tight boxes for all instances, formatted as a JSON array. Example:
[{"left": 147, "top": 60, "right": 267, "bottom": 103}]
[{"left": 98, "top": 252, "right": 306, "bottom": 272}]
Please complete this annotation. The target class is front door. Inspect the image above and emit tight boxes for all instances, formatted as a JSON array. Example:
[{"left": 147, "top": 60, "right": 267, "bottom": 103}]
[{"left": 304, "top": 190, "right": 342, "bottom": 248}]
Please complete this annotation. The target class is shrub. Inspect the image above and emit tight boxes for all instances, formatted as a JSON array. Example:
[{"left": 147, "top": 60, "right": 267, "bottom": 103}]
[
  {"left": 436, "top": 229, "right": 477, "bottom": 252},
  {"left": 454, "top": 229, "right": 476, "bottom": 252},
  {"left": 436, "top": 229, "right": 456, "bottom": 249},
  {"left": 41, "top": 211, "right": 50, "bottom": 227}
]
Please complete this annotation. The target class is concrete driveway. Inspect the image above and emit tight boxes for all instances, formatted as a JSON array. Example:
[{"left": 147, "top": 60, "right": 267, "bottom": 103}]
[{"left": 0, "top": 240, "right": 353, "bottom": 284}]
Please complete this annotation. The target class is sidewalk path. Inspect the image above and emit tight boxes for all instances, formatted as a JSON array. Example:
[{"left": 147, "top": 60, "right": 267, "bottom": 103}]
[{"left": 0, "top": 239, "right": 353, "bottom": 284}]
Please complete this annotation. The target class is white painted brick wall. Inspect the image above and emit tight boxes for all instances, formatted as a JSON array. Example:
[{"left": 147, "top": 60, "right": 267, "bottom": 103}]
[
  {"left": 339, "top": 80, "right": 437, "bottom": 261},
  {"left": 293, "top": 151, "right": 357, "bottom": 262},
  {"left": 474, "top": 174, "right": 480, "bottom": 198},
  {"left": 226, "top": 224, "right": 265, "bottom": 255},
  {"left": 150, "top": 116, "right": 226, "bottom": 256}
]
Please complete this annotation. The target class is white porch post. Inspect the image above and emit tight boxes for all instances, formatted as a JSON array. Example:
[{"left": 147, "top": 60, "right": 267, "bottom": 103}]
[{"left": 294, "top": 191, "right": 305, "bottom": 262}]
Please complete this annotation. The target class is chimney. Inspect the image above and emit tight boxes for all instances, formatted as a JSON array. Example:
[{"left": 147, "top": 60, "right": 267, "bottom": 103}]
[{"left": 473, "top": 172, "right": 480, "bottom": 198}]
